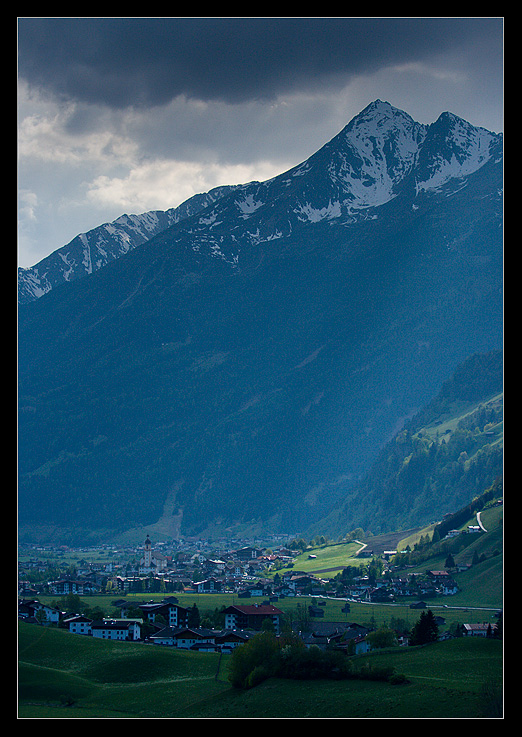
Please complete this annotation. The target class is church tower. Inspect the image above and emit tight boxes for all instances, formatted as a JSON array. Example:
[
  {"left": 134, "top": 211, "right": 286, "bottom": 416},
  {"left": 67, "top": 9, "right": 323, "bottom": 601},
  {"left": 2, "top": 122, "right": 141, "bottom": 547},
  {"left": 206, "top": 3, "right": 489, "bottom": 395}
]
[{"left": 143, "top": 535, "right": 152, "bottom": 571}]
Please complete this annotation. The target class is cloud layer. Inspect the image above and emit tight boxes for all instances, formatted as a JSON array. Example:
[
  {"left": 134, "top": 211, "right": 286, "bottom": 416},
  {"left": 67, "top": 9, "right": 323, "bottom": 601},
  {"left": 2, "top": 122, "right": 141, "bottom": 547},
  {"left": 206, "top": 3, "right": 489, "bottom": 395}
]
[{"left": 19, "top": 18, "right": 501, "bottom": 108}]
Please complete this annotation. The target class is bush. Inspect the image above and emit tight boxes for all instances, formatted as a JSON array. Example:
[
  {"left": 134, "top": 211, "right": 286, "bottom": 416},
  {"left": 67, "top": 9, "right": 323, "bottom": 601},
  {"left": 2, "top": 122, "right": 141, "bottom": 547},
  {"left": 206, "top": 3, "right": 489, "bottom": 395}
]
[
  {"left": 389, "top": 672, "right": 409, "bottom": 685},
  {"left": 228, "top": 631, "right": 404, "bottom": 690},
  {"left": 228, "top": 631, "right": 280, "bottom": 689},
  {"left": 246, "top": 665, "right": 271, "bottom": 689},
  {"left": 356, "top": 663, "right": 396, "bottom": 682}
]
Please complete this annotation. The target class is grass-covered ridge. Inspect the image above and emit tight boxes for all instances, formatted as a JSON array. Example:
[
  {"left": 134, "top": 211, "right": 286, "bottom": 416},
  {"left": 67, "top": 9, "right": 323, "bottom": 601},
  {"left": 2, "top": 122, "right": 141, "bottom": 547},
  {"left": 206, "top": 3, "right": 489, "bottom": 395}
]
[
  {"left": 18, "top": 621, "right": 228, "bottom": 718},
  {"left": 18, "top": 621, "right": 502, "bottom": 718}
]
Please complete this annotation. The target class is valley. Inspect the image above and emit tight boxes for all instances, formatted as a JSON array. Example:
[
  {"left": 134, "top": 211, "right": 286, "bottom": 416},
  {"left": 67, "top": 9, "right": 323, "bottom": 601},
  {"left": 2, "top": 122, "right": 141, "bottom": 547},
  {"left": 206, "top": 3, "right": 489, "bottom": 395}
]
[
  {"left": 17, "top": 21, "right": 504, "bottom": 720},
  {"left": 18, "top": 490, "right": 503, "bottom": 718},
  {"left": 18, "top": 101, "right": 504, "bottom": 719}
]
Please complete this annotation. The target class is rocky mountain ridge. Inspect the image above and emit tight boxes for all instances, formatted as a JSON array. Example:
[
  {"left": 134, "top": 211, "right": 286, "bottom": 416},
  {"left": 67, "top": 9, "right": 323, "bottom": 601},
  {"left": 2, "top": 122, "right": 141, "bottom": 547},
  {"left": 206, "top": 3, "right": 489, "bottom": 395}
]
[
  {"left": 18, "top": 101, "right": 503, "bottom": 544},
  {"left": 18, "top": 184, "right": 238, "bottom": 304}
]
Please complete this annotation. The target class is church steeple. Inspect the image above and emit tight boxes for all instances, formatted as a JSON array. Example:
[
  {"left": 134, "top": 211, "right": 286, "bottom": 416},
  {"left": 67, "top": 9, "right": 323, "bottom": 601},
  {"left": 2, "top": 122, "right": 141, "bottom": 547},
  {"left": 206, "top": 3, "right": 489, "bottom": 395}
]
[{"left": 144, "top": 535, "right": 152, "bottom": 570}]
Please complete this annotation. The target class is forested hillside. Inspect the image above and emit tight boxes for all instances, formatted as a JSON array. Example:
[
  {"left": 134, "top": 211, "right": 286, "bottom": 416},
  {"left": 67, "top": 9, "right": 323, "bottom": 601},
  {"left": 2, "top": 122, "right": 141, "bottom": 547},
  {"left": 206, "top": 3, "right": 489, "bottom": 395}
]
[{"left": 315, "top": 350, "right": 503, "bottom": 537}]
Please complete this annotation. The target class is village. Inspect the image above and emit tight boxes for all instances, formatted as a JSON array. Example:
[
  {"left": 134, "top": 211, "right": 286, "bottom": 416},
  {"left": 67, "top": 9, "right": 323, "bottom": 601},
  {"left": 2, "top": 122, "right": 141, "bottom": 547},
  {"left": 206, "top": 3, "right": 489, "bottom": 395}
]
[{"left": 18, "top": 527, "right": 499, "bottom": 653}]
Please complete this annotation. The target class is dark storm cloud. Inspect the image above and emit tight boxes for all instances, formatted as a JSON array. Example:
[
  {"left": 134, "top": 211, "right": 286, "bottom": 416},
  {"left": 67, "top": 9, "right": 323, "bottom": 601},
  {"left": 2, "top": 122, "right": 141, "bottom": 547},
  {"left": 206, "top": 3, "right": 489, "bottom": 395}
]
[{"left": 18, "top": 17, "right": 502, "bottom": 109}]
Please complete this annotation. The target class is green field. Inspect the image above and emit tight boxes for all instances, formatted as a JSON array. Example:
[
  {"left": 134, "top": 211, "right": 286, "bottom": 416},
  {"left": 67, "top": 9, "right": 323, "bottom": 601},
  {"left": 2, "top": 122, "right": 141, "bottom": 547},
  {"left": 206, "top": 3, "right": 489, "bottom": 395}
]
[
  {"left": 18, "top": 621, "right": 502, "bottom": 718},
  {"left": 275, "top": 540, "right": 364, "bottom": 575}
]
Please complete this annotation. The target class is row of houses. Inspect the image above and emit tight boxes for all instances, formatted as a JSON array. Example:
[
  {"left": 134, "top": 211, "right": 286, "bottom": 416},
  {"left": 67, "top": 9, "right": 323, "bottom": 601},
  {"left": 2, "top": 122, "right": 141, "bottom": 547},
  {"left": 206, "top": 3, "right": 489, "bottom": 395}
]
[
  {"left": 63, "top": 615, "right": 254, "bottom": 651},
  {"left": 18, "top": 596, "right": 373, "bottom": 654},
  {"left": 19, "top": 594, "right": 499, "bottom": 657},
  {"left": 21, "top": 564, "right": 461, "bottom": 604},
  {"left": 176, "top": 567, "right": 460, "bottom": 603},
  {"left": 18, "top": 541, "right": 300, "bottom": 599},
  {"left": 360, "top": 570, "right": 460, "bottom": 603},
  {"left": 18, "top": 596, "right": 286, "bottom": 646}
]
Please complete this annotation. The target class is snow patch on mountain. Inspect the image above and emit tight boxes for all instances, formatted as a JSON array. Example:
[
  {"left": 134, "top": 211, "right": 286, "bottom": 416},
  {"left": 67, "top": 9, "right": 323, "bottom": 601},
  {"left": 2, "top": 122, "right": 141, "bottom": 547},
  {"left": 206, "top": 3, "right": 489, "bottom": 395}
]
[
  {"left": 415, "top": 115, "right": 498, "bottom": 193},
  {"left": 331, "top": 100, "right": 426, "bottom": 211},
  {"left": 295, "top": 200, "right": 342, "bottom": 223},
  {"left": 236, "top": 193, "right": 265, "bottom": 217},
  {"left": 18, "top": 185, "right": 239, "bottom": 304}
]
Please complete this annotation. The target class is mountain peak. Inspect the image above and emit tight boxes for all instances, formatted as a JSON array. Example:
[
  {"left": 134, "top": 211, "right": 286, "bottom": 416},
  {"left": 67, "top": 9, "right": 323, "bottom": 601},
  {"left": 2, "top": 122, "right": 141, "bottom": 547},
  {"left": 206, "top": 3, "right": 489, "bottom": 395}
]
[
  {"left": 414, "top": 109, "right": 501, "bottom": 193},
  {"left": 359, "top": 98, "right": 396, "bottom": 115},
  {"left": 350, "top": 99, "right": 415, "bottom": 126}
]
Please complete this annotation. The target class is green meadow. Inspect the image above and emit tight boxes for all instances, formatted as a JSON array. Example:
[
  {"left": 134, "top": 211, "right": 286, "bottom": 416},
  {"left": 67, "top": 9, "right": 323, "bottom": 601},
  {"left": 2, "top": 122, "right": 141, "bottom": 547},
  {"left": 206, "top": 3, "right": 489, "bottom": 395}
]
[{"left": 18, "top": 621, "right": 502, "bottom": 718}]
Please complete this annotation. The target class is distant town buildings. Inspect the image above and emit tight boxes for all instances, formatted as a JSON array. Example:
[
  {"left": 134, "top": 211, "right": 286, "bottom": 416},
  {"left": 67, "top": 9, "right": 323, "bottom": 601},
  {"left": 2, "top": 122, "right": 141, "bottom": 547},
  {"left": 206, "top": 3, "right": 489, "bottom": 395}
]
[{"left": 18, "top": 531, "right": 501, "bottom": 652}]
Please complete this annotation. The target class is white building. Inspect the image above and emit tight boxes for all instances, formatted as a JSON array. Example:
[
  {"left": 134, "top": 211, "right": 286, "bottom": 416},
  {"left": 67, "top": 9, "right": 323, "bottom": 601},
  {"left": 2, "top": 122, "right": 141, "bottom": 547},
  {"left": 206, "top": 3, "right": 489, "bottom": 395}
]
[
  {"left": 138, "top": 535, "right": 168, "bottom": 575},
  {"left": 63, "top": 614, "right": 92, "bottom": 635},
  {"left": 91, "top": 619, "right": 141, "bottom": 640}
]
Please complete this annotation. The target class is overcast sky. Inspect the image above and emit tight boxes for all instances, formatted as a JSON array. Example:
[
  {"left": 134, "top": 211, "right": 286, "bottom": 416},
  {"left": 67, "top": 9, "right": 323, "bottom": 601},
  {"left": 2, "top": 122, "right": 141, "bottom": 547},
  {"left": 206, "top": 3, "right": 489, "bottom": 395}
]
[{"left": 17, "top": 17, "right": 504, "bottom": 268}]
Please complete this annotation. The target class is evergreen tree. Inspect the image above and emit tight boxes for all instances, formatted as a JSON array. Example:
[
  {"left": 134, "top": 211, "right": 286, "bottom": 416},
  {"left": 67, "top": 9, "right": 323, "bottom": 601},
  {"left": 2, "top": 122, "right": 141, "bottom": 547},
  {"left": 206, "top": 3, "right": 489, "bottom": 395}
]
[
  {"left": 445, "top": 553, "right": 455, "bottom": 568},
  {"left": 188, "top": 603, "right": 200, "bottom": 627},
  {"left": 410, "top": 609, "right": 439, "bottom": 645}
]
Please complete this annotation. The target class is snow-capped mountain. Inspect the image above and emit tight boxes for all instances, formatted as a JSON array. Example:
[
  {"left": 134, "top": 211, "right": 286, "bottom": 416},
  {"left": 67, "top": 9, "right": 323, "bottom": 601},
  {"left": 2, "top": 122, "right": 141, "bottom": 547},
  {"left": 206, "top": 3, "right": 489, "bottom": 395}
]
[
  {"left": 18, "top": 101, "right": 503, "bottom": 544},
  {"left": 19, "top": 100, "right": 501, "bottom": 304},
  {"left": 18, "top": 184, "right": 238, "bottom": 304},
  {"left": 154, "top": 100, "right": 501, "bottom": 265}
]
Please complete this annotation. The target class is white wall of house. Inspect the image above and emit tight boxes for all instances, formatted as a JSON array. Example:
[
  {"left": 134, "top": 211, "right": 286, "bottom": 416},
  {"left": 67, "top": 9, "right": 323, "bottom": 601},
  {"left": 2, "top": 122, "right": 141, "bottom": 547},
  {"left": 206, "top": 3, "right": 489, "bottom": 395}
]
[{"left": 68, "top": 619, "right": 92, "bottom": 635}]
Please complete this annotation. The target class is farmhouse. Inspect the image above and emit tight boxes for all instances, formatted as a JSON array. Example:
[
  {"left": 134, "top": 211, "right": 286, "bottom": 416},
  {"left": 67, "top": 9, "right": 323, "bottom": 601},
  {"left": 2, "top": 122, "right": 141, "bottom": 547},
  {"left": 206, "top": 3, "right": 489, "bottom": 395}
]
[
  {"left": 215, "top": 629, "right": 252, "bottom": 652},
  {"left": 47, "top": 578, "right": 90, "bottom": 596},
  {"left": 193, "top": 577, "right": 223, "bottom": 593},
  {"left": 426, "top": 570, "right": 459, "bottom": 595},
  {"left": 232, "top": 546, "right": 265, "bottom": 561},
  {"left": 18, "top": 598, "right": 62, "bottom": 624},
  {"left": 149, "top": 625, "right": 253, "bottom": 651},
  {"left": 155, "top": 626, "right": 217, "bottom": 650},
  {"left": 63, "top": 614, "right": 93, "bottom": 635},
  {"left": 298, "top": 621, "right": 370, "bottom": 654},
  {"left": 463, "top": 622, "right": 497, "bottom": 637},
  {"left": 238, "top": 582, "right": 268, "bottom": 597},
  {"left": 148, "top": 626, "right": 179, "bottom": 646},
  {"left": 91, "top": 619, "right": 141, "bottom": 641},
  {"left": 223, "top": 603, "right": 283, "bottom": 633},
  {"left": 137, "top": 599, "right": 189, "bottom": 629}
]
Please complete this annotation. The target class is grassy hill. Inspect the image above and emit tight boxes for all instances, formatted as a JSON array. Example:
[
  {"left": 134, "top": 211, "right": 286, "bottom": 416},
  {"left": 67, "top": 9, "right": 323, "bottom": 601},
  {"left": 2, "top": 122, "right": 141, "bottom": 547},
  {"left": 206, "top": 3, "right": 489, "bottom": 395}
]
[
  {"left": 268, "top": 484, "right": 503, "bottom": 609},
  {"left": 18, "top": 621, "right": 228, "bottom": 718},
  {"left": 387, "top": 479, "right": 503, "bottom": 608},
  {"left": 18, "top": 621, "right": 502, "bottom": 718}
]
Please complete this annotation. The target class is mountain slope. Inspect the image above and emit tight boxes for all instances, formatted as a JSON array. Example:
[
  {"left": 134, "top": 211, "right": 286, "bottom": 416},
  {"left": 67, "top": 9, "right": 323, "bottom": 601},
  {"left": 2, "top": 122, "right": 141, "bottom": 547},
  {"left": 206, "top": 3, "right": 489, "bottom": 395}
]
[
  {"left": 312, "top": 350, "right": 503, "bottom": 538},
  {"left": 18, "top": 184, "right": 238, "bottom": 304},
  {"left": 18, "top": 101, "right": 503, "bottom": 544}
]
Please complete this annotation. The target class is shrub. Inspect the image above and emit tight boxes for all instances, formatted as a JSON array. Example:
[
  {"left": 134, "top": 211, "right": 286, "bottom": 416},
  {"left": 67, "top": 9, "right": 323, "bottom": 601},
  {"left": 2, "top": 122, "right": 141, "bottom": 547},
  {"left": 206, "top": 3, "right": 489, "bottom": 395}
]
[
  {"left": 246, "top": 664, "right": 271, "bottom": 689},
  {"left": 389, "top": 672, "right": 409, "bottom": 685},
  {"left": 356, "top": 663, "right": 396, "bottom": 681},
  {"left": 228, "top": 631, "right": 280, "bottom": 689},
  {"left": 228, "top": 631, "right": 405, "bottom": 690}
]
